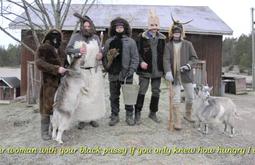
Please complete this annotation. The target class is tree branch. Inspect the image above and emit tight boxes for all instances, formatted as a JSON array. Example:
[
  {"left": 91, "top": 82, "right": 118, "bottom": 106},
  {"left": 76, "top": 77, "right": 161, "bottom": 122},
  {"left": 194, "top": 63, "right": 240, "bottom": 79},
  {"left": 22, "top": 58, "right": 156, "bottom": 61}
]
[
  {"left": 34, "top": 0, "right": 50, "bottom": 29},
  {"left": 21, "top": 0, "right": 40, "bottom": 48},
  {"left": 2, "top": 14, "right": 43, "bottom": 30},
  {"left": 55, "top": 0, "right": 61, "bottom": 28},
  {"left": 2, "top": 8, "right": 43, "bottom": 30},
  {"left": 6, "top": 0, "right": 24, "bottom": 9},
  {"left": 35, "top": 0, "right": 53, "bottom": 28},
  {"left": 72, "top": 0, "right": 89, "bottom": 35},
  {"left": 50, "top": 0, "right": 57, "bottom": 27},
  {"left": 60, "top": 0, "right": 71, "bottom": 29},
  {"left": 22, "top": 0, "right": 49, "bottom": 29},
  {"left": 59, "top": 0, "right": 66, "bottom": 12},
  {"left": 83, "top": 0, "right": 96, "bottom": 15},
  {"left": 0, "top": 26, "right": 36, "bottom": 55}
]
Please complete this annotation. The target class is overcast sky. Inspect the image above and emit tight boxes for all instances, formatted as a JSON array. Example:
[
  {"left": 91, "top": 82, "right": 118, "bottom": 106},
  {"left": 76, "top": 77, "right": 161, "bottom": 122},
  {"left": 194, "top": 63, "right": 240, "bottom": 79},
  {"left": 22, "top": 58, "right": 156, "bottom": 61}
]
[{"left": 0, "top": 0, "right": 255, "bottom": 48}]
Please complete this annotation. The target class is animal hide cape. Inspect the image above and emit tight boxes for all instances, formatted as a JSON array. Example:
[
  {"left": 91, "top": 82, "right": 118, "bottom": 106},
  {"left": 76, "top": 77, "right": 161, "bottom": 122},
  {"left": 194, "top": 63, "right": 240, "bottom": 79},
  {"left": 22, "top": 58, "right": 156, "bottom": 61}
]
[{"left": 73, "top": 39, "right": 106, "bottom": 121}]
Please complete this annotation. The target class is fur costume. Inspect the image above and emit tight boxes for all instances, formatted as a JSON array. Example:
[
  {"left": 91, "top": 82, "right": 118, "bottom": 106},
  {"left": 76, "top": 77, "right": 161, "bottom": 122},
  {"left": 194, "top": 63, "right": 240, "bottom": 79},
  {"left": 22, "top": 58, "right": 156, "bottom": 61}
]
[
  {"left": 36, "top": 29, "right": 66, "bottom": 115},
  {"left": 73, "top": 39, "right": 106, "bottom": 121}
]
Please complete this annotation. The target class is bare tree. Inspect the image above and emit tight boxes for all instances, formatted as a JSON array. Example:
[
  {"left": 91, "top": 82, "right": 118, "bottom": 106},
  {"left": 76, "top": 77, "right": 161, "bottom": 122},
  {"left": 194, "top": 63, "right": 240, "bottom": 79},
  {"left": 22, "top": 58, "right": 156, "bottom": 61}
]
[
  {"left": 0, "top": 0, "right": 97, "bottom": 104},
  {"left": 0, "top": 0, "right": 97, "bottom": 55}
]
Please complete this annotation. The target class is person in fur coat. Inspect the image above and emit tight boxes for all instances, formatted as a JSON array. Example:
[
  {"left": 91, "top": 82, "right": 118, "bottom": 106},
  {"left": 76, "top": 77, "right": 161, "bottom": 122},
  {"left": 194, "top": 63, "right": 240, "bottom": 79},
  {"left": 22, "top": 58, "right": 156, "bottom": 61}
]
[
  {"left": 102, "top": 17, "right": 139, "bottom": 126},
  {"left": 36, "top": 29, "right": 67, "bottom": 140}
]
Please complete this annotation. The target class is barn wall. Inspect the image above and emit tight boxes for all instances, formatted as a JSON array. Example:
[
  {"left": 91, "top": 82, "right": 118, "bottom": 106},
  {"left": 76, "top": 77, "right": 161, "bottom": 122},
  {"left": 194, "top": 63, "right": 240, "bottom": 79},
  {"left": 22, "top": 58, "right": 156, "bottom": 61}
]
[
  {"left": 186, "top": 34, "right": 223, "bottom": 96},
  {"left": 20, "top": 30, "right": 37, "bottom": 96}
]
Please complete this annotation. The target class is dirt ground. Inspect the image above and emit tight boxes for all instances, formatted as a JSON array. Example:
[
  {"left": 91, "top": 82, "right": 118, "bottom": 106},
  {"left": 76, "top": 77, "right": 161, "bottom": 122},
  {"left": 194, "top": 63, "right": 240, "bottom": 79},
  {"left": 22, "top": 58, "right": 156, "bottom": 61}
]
[{"left": 1, "top": 77, "right": 255, "bottom": 165}]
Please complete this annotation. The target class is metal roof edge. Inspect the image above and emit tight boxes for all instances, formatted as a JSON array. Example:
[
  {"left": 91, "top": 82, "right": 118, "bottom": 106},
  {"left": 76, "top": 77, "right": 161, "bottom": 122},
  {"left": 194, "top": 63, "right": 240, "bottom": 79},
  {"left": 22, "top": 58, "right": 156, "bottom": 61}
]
[
  {"left": 10, "top": 25, "right": 233, "bottom": 35},
  {"left": 0, "top": 77, "right": 13, "bottom": 88}
]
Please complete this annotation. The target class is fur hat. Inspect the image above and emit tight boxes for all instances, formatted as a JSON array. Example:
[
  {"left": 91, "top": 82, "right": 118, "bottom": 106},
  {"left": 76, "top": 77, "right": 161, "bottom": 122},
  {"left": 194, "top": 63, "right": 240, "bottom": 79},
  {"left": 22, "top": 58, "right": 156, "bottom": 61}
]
[
  {"left": 168, "top": 15, "right": 192, "bottom": 39},
  {"left": 168, "top": 21, "right": 186, "bottom": 39},
  {"left": 42, "top": 29, "right": 63, "bottom": 49},
  {"left": 109, "top": 17, "right": 131, "bottom": 37},
  {"left": 148, "top": 9, "right": 160, "bottom": 30},
  {"left": 42, "top": 29, "right": 62, "bottom": 43}
]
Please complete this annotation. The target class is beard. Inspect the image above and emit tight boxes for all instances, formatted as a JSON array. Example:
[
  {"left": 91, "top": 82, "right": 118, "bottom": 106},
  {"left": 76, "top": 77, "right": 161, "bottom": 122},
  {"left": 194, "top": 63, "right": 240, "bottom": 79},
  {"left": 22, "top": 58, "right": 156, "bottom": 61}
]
[
  {"left": 173, "top": 36, "right": 181, "bottom": 42},
  {"left": 81, "top": 29, "right": 94, "bottom": 38}
]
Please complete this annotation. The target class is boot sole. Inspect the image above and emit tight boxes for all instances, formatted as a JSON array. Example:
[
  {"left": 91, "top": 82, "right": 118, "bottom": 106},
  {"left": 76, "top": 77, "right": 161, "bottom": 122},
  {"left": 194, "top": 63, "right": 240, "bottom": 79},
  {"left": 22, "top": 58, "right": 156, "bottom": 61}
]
[
  {"left": 109, "top": 119, "right": 120, "bottom": 126},
  {"left": 184, "top": 116, "right": 195, "bottom": 123}
]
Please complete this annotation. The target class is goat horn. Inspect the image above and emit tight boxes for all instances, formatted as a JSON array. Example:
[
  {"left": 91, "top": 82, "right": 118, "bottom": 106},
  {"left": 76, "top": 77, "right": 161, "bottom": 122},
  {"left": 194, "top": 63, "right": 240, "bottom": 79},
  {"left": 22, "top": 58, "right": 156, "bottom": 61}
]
[
  {"left": 171, "top": 13, "right": 178, "bottom": 24},
  {"left": 171, "top": 13, "right": 193, "bottom": 25},
  {"left": 180, "top": 19, "right": 193, "bottom": 25}
]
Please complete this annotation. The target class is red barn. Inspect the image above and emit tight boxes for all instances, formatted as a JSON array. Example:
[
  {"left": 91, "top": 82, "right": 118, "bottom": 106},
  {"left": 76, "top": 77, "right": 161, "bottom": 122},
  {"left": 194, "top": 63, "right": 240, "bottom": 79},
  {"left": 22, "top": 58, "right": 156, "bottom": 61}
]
[{"left": 0, "top": 77, "right": 20, "bottom": 104}]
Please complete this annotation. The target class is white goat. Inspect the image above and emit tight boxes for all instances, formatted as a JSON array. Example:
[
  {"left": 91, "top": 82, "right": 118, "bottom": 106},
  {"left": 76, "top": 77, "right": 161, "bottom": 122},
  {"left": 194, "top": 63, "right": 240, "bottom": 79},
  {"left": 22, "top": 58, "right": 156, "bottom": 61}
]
[{"left": 193, "top": 85, "right": 237, "bottom": 137}]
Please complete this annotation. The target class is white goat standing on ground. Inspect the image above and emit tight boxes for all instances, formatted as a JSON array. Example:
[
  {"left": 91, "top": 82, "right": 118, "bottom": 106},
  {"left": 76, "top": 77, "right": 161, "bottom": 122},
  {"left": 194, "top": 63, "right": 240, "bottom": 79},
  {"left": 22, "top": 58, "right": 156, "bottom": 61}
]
[
  {"left": 51, "top": 54, "right": 84, "bottom": 144},
  {"left": 193, "top": 85, "right": 237, "bottom": 137}
]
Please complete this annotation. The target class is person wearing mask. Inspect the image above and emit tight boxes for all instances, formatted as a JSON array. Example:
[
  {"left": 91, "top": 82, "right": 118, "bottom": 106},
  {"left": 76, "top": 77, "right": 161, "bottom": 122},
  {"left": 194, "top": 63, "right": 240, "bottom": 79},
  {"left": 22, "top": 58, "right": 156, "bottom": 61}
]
[
  {"left": 135, "top": 9, "right": 166, "bottom": 124},
  {"left": 36, "top": 29, "right": 67, "bottom": 140},
  {"left": 163, "top": 18, "right": 198, "bottom": 130}
]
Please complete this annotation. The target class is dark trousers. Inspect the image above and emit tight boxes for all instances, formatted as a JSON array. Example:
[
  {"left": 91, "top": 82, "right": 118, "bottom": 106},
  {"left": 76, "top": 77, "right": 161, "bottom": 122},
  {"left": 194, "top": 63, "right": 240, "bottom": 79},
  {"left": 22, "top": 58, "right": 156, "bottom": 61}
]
[
  {"left": 138, "top": 77, "right": 161, "bottom": 97},
  {"left": 135, "top": 77, "right": 161, "bottom": 112},
  {"left": 109, "top": 80, "right": 134, "bottom": 116}
]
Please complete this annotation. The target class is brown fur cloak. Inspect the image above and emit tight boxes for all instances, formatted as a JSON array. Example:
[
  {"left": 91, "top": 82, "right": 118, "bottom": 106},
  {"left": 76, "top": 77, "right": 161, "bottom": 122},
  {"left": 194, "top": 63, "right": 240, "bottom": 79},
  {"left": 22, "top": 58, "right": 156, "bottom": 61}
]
[{"left": 36, "top": 29, "right": 66, "bottom": 115}]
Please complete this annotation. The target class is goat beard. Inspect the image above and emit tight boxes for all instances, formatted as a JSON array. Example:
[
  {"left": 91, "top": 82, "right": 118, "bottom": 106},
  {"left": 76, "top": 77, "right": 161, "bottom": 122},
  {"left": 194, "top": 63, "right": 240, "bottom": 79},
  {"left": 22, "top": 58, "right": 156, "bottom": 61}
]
[{"left": 81, "top": 29, "right": 94, "bottom": 38}]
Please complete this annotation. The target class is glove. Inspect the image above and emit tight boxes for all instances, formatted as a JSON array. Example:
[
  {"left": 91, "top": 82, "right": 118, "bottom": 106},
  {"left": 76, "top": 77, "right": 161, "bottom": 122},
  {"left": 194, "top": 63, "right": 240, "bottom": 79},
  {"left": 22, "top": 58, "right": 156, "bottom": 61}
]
[
  {"left": 106, "top": 48, "right": 120, "bottom": 69},
  {"left": 126, "top": 68, "right": 135, "bottom": 78},
  {"left": 165, "top": 71, "right": 174, "bottom": 82},
  {"left": 107, "top": 48, "right": 119, "bottom": 63},
  {"left": 180, "top": 64, "right": 191, "bottom": 72}
]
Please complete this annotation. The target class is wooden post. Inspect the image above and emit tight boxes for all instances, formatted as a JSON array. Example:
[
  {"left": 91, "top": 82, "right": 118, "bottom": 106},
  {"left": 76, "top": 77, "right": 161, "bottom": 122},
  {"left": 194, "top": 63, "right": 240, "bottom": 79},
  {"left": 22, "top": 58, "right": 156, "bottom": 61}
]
[
  {"left": 168, "top": 81, "right": 174, "bottom": 131},
  {"left": 27, "top": 61, "right": 36, "bottom": 104},
  {"left": 251, "top": 8, "right": 255, "bottom": 90}
]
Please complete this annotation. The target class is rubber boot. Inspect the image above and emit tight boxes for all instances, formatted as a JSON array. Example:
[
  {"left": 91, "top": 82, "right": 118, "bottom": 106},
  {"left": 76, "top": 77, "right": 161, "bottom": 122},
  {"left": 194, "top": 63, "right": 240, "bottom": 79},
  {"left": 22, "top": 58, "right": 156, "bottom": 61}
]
[
  {"left": 148, "top": 111, "right": 161, "bottom": 123},
  {"left": 126, "top": 111, "right": 135, "bottom": 126},
  {"left": 134, "top": 94, "right": 145, "bottom": 125},
  {"left": 41, "top": 115, "right": 51, "bottom": 140},
  {"left": 90, "top": 121, "right": 99, "bottom": 127},
  {"left": 134, "top": 111, "right": 141, "bottom": 125},
  {"left": 78, "top": 122, "right": 86, "bottom": 129},
  {"left": 109, "top": 114, "right": 120, "bottom": 126},
  {"left": 149, "top": 96, "right": 160, "bottom": 123},
  {"left": 184, "top": 103, "right": 195, "bottom": 123},
  {"left": 173, "top": 105, "right": 182, "bottom": 130}
]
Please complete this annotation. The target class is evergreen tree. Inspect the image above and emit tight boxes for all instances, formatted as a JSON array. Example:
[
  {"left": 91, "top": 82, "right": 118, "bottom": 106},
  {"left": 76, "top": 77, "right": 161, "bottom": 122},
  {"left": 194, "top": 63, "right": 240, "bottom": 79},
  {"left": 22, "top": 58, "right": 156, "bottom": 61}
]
[
  {"left": 222, "top": 33, "right": 252, "bottom": 73},
  {"left": 0, "top": 44, "right": 20, "bottom": 67}
]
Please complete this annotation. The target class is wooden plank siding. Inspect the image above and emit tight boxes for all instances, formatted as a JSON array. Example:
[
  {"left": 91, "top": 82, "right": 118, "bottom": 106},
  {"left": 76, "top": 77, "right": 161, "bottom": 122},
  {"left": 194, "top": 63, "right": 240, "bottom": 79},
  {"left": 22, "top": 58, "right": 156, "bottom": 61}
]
[
  {"left": 20, "top": 30, "right": 37, "bottom": 95},
  {"left": 186, "top": 34, "right": 222, "bottom": 95}
]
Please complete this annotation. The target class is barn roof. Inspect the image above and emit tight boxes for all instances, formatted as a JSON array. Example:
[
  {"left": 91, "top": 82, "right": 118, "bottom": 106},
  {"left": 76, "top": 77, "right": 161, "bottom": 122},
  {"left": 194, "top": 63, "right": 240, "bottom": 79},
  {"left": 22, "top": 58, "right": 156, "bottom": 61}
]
[
  {"left": 0, "top": 77, "right": 20, "bottom": 88},
  {"left": 9, "top": 4, "right": 233, "bottom": 35}
]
